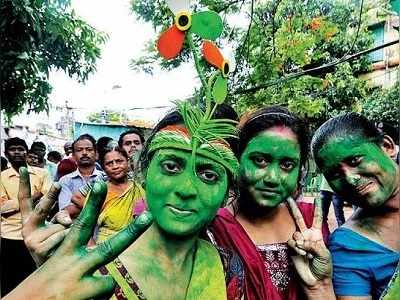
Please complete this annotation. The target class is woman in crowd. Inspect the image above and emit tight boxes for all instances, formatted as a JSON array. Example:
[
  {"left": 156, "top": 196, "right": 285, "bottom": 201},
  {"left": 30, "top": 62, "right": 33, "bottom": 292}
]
[
  {"left": 208, "top": 106, "right": 331, "bottom": 300},
  {"left": 94, "top": 145, "right": 145, "bottom": 242},
  {"left": 311, "top": 113, "right": 399, "bottom": 299}
]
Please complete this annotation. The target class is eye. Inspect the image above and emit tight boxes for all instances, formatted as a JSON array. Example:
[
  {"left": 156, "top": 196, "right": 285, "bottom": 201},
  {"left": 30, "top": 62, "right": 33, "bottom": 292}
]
[
  {"left": 251, "top": 155, "right": 268, "bottom": 168},
  {"left": 161, "top": 160, "right": 181, "bottom": 174},
  {"left": 197, "top": 169, "right": 219, "bottom": 184},
  {"left": 280, "top": 160, "right": 295, "bottom": 171},
  {"left": 348, "top": 156, "right": 362, "bottom": 167}
]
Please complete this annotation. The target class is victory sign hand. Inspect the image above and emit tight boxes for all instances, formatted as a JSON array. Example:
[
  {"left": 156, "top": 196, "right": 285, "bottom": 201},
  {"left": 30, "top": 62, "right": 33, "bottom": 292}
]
[{"left": 287, "top": 197, "right": 332, "bottom": 287}]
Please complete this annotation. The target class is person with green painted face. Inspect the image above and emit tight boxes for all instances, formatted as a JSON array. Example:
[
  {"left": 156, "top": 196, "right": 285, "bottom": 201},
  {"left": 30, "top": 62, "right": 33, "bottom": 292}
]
[
  {"left": 311, "top": 113, "right": 400, "bottom": 300},
  {"left": 5, "top": 107, "right": 242, "bottom": 300},
  {"left": 208, "top": 106, "right": 333, "bottom": 300}
]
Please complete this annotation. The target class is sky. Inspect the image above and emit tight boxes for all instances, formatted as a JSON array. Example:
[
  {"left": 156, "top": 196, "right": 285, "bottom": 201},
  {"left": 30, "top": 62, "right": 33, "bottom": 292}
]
[
  {"left": 11, "top": 0, "right": 249, "bottom": 129},
  {"left": 13, "top": 0, "right": 199, "bottom": 127}
]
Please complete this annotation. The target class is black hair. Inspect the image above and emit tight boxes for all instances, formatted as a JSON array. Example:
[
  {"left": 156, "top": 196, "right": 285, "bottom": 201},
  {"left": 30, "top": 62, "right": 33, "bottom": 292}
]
[
  {"left": 96, "top": 136, "right": 114, "bottom": 159},
  {"left": 1, "top": 156, "right": 8, "bottom": 171},
  {"left": 4, "top": 137, "right": 28, "bottom": 152},
  {"left": 72, "top": 134, "right": 96, "bottom": 152},
  {"left": 238, "top": 106, "right": 310, "bottom": 167},
  {"left": 118, "top": 128, "right": 145, "bottom": 147},
  {"left": 47, "top": 151, "right": 62, "bottom": 163},
  {"left": 311, "top": 113, "right": 383, "bottom": 164},
  {"left": 31, "top": 141, "right": 46, "bottom": 152},
  {"left": 99, "top": 145, "right": 129, "bottom": 169}
]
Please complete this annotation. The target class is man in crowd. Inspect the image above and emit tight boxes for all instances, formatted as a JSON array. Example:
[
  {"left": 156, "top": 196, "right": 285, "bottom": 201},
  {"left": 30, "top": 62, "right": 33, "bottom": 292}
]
[
  {"left": 58, "top": 134, "right": 103, "bottom": 218},
  {"left": 0, "top": 137, "right": 52, "bottom": 295},
  {"left": 118, "top": 128, "right": 145, "bottom": 159},
  {"left": 63, "top": 141, "right": 73, "bottom": 157},
  {"left": 118, "top": 128, "right": 145, "bottom": 172}
]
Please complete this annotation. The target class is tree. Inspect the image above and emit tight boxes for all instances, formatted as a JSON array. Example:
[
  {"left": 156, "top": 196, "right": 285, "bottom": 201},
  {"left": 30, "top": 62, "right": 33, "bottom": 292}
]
[
  {"left": 361, "top": 81, "right": 400, "bottom": 126},
  {"left": 0, "top": 0, "right": 107, "bottom": 121},
  {"left": 130, "top": 0, "right": 380, "bottom": 123}
]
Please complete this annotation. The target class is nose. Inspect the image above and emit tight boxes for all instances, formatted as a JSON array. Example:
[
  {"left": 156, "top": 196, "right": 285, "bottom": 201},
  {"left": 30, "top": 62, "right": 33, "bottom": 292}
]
[
  {"left": 175, "top": 176, "right": 197, "bottom": 200},
  {"left": 262, "top": 165, "right": 279, "bottom": 186}
]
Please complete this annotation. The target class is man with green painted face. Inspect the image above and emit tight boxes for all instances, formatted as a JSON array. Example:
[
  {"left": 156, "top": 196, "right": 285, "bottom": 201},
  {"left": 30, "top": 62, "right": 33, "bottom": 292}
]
[{"left": 312, "top": 113, "right": 400, "bottom": 300}]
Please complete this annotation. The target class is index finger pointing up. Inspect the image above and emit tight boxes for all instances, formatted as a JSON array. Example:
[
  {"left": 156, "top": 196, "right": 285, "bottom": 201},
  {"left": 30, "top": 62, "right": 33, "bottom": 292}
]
[
  {"left": 29, "top": 183, "right": 61, "bottom": 228},
  {"left": 18, "top": 167, "right": 33, "bottom": 223},
  {"left": 287, "top": 197, "right": 307, "bottom": 232},
  {"left": 312, "top": 196, "right": 323, "bottom": 230}
]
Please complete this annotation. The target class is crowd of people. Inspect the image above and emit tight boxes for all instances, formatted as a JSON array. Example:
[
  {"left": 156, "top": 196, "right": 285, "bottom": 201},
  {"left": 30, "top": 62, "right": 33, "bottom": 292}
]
[{"left": 1, "top": 106, "right": 399, "bottom": 300}]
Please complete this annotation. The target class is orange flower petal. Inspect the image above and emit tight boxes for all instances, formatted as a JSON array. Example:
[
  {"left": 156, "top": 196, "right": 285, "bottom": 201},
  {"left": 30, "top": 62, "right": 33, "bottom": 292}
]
[
  {"left": 157, "top": 25, "right": 186, "bottom": 59},
  {"left": 202, "top": 40, "right": 224, "bottom": 69}
]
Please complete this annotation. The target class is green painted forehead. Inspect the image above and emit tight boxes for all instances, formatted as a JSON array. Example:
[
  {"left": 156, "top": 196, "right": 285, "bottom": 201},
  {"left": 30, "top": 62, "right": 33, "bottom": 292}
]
[{"left": 148, "top": 128, "right": 239, "bottom": 178}]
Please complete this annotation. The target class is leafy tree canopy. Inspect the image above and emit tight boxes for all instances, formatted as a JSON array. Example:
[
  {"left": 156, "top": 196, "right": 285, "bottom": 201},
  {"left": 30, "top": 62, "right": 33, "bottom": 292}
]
[
  {"left": 130, "top": 0, "right": 391, "bottom": 124},
  {"left": 0, "top": 0, "right": 107, "bottom": 121}
]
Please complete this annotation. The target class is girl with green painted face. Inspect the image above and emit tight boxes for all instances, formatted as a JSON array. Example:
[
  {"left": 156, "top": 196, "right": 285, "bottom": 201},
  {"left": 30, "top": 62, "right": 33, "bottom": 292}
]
[
  {"left": 311, "top": 113, "right": 400, "bottom": 300},
  {"left": 208, "top": 106, "right": 334, "bottom": 300},
  {"left": 6, "top": 108, "right": 242, "bottom": 300}
]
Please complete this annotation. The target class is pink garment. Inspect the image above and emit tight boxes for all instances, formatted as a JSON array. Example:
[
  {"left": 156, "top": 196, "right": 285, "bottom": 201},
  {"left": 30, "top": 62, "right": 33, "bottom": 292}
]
[
  {"left": 209, "top": 201, "right": 330, "bottom": 300},
  {"left": 133, "top": 198, "right": 147, "bottom": 216}
]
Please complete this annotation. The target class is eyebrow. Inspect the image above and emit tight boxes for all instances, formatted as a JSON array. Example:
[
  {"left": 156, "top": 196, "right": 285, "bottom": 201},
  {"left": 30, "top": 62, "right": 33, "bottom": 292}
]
[{"left": 249, "top": 151, "right": 299, "bottom": 161}]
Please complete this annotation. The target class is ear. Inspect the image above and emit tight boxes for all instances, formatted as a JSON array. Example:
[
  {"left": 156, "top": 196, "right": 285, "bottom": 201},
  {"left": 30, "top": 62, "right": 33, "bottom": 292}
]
[{"left": 381, "top": 135, "right": 397, "bottom": 159}]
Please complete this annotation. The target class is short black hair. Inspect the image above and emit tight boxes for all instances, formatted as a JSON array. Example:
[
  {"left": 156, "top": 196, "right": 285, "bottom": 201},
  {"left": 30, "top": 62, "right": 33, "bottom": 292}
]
[
  {"left": 72, "top": 134, "right": 96, "bottom": 152},
  {"left": 31, "top": 141, "right": 46, "bottom": 152},
  {"left": 118, "top": 128, "right": 145, "bottom": 147},
  {"left": 47, "top": 151, "right": 62, "bottom": 162},
  {"left": 311, "top": 113, "right": 383, "bottom": 164},
  {"left": 4, "top": 137, "right": 28, "bottom": 152}
]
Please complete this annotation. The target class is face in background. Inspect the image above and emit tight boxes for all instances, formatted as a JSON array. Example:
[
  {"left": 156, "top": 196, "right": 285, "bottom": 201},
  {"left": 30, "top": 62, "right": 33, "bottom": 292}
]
[
  {"left": 239, "top": 126, "right": 301, "bottom": 209},
  {"left": 27, "top": 152, "right": 41, "bottom": 167},
  {"left": 316, "top": 134, "right": 399, "bottom": 208},
  {"left": 122, "top": 133, "right": 143, "bottom": 158},
  {"left": 146, "top": 148, "right": 228, "bottom": 237},
  {"left": 73, "top": 139, "right": 96, "bottom": 168},
  {"left": 103, "top": 150, "right": 129, "bottom": 182},
  {"left": 5, "top": 145, "right": 27, "bottom": 168},
  {"left": 64, "top": 142, "right": 73, "bottom": 156}
]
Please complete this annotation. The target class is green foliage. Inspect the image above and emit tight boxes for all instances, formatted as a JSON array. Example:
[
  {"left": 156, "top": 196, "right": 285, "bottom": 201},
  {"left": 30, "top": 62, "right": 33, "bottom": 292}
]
[
  {"left": 361, "top": 81, "right": 400, "bottom": 126},
  {"left": 130, "top": 0, "right": 376, "bottom": 123},
  {"left": 0, "top": 0, "right": 107, "bottom": 121},
  {"left": 87, "top": 110, "right": 128, "bottom": 123}
]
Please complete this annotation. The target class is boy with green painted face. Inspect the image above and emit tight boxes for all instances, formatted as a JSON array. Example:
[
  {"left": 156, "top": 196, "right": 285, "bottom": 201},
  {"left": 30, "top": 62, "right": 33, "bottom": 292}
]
[{"left": 312, "top": 113, "right": 400, "bottom": 300}]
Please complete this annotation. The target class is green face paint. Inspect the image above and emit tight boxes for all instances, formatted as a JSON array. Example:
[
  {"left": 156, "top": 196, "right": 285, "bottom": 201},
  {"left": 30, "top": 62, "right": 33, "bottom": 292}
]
[
  {"left": 239, "top": 127, "right": 301, "bottom": 209},
  {"left": 317, "top": 135, "right": 399, "bottom": 208},
  {"left": 146, "top": 148, "right": 228, "bottom": 236}
]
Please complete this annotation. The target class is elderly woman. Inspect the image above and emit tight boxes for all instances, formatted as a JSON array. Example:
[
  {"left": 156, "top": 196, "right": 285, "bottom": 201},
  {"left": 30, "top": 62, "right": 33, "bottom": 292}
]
[{"left": 311, "top": 113, "right": 400, "bottom": 299}]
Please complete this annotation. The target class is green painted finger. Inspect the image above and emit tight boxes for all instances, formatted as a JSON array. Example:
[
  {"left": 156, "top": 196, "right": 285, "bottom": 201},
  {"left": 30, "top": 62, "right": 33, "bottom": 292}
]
[
  {"left": 18, "top": 167, "right": 33, "bottom": 221},
  {"left": 80, "top": 275, "right": 116, "bottom": 299},
  {"left": 62, "top": 181, "right": 107, "bottom": 250},
  {"left": 287, "top": 197, "right": 307, "bottom": 232},
  {"left": 30, "top": 183, "right": 61, "bottom": 228},
  {"left": 312, "top": 197, "right": 323, "bottom": 230},
  {"left": 212, "top": 74, "right": 228, "bottom": 104},
  {"left": 190, "top": 11, "right": 223, "bottom": 40},
  {"left": 87, "top": 211, "right": 153, "bottom": 268}
]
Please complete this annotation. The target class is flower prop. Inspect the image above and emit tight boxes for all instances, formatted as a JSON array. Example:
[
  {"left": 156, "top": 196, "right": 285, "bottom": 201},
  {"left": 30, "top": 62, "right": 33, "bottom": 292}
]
[
  {"left": 157, "top": 0, "right": 223, "bottom": 59},
  {"left": 154, "top": 0, "right": 239, "bottom": 175},
  {"left": 202, "top": 41, "right": 235, "bottom": 104}
]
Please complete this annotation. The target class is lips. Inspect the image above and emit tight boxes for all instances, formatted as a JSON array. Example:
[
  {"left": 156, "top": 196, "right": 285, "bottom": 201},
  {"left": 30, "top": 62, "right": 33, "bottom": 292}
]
[
  {"left": 354, "top": 181, "right": 374, "bottom": 195},
  {"left": 256, "top": 188, "right": 280, "bottom": 196},
  {"left": 166, "top": 204, "right": 196, "bottom": 217}
]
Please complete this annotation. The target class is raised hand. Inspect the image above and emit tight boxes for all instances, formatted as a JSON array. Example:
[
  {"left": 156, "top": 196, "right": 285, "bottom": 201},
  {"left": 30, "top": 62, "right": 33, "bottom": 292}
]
[
  {"left": 6, "top": 180, "right": 153, "bottom": 300},
  {"left": 287, "top": 197, "right": 332, "bottom": 287},
  {"left": 18, "top": 167, "right": 72, "bottom": 266}
]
